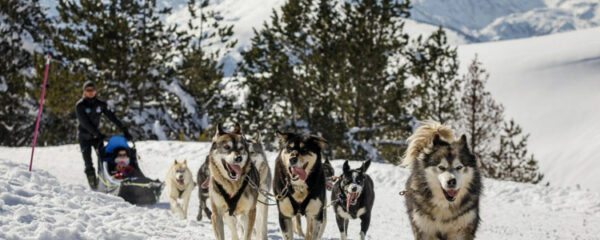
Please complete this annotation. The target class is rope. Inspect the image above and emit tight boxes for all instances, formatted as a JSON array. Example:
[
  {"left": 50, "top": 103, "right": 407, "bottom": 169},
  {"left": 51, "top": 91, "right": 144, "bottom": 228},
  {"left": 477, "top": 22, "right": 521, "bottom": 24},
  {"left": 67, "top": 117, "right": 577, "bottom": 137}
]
[{"left": 243, "top": 175, "right": 288, "bottom": 206}]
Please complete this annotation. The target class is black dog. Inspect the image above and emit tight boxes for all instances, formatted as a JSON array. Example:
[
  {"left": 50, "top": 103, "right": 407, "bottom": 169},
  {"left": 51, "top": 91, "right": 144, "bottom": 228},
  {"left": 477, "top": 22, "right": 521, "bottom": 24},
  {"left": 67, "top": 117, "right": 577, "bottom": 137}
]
[
  {"left": 273, "top": 131, "right": 328, "bottom": 240},
  {"left": 331, "top": 160, "right": 374, "bottom": 240}
]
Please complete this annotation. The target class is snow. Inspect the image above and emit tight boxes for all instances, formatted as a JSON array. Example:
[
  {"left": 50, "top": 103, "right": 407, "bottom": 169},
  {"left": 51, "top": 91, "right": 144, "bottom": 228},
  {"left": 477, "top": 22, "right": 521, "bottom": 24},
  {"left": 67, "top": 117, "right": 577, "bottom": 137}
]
[
  {"left": 1, "top": 142, "right": 599, "bottom": 239},
  {"left": 457, "top": 26, "right": 600, "bottom": 192},
  {"left": 410, "top": 0, "right": 600, "bottom": 41}
]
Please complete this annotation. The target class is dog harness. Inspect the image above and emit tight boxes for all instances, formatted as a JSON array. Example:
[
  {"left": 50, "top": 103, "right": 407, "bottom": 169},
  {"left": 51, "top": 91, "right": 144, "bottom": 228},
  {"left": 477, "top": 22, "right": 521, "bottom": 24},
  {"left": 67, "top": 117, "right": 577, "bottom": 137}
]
[{"left": 214, "top": 178, "right": 249, "bottom": 216}]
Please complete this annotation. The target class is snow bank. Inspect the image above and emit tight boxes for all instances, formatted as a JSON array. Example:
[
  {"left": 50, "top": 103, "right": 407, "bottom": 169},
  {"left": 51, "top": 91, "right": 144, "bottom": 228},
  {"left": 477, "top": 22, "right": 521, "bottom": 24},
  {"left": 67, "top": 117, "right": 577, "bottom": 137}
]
[{"left": 1, "top": 142, "right": 599, "bottom": 239}]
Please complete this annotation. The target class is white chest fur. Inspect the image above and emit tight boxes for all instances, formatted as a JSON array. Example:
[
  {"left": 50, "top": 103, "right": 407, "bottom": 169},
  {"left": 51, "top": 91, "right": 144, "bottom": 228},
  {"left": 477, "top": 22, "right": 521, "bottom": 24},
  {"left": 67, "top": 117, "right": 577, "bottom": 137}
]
[{"left": 336, "top": 206, "right": 366, "bottom": 220}]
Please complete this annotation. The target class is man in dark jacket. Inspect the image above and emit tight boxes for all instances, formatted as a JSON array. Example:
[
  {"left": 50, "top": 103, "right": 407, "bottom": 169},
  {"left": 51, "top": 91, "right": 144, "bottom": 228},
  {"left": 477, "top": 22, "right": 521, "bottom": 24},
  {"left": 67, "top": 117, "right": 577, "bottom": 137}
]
[{"left": 76, "top": 81, "right": 132, "bottom": 190}]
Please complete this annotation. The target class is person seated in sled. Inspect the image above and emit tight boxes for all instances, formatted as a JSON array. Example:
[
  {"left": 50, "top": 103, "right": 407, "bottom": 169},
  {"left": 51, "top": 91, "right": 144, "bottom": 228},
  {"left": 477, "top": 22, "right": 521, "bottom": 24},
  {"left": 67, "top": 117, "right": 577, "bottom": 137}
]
[
  {"left": 76, "top": 81, "right": 132, "bottom": 190},
  {"left": 112, "top": 148, "right": 136, "bottom": 179}
]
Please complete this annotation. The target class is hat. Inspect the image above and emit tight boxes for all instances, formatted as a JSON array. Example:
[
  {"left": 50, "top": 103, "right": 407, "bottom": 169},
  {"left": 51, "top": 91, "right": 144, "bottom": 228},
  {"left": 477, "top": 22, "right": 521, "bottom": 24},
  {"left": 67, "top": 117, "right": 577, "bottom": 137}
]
[{"left": 83, "top": 81, "right": 96, "bottom": 90}]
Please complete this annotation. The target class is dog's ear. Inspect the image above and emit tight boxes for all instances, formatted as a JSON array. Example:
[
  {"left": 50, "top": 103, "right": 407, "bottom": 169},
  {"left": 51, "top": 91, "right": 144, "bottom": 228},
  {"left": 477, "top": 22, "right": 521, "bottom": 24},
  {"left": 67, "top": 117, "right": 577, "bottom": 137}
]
[
  {"left": 360, "top": 160, "right": 371, "bottom": 173},
  {"left": 458, "top": 134, "right": 469, "bottom": 150},
  {"left": 343, "top": 160, "right": 350, "bottom": 174},
  {"left": 276, "top": 130, "right": 288, "bottom": 143},
  {"left": 174, "top": 159, "right": 178, "bottom": 165},
  {"left": 213, "top": 123, "right": 225, "bottom": 142},
  {"left": 310, "top": 135, "right": 328, "bottom": 149},
  {"left": 458, "top": 134, "right": 480, "bottom": 167},
  {"left": 232, "top": 123, "right": 243, "bottom": 135},
  {"left": 183, "top": 159, "right": 187, "bottom": 165},
  {"left": 433, "top": 134, "right": 449, "bottom": 146}
]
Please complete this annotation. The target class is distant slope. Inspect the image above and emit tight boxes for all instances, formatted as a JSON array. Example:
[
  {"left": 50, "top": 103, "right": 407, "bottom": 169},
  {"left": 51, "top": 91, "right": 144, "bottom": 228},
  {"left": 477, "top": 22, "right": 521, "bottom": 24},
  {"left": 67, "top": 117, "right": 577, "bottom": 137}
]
[
  {"left": 458, "top": 27, "right": 600, "bottom": 192},
  {"left": 411, "top": 0, "right": 600, "bottom": 41},
  {"left": 1, "top": 142, "right": 599, "bottom": 239}
]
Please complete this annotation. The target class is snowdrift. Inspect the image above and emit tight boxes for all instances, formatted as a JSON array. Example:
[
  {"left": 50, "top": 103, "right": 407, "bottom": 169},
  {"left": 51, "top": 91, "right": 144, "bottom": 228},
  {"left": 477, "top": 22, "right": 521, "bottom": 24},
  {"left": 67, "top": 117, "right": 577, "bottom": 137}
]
[{"left": 1, "top": 141, "right": 599, "bottom": 239}]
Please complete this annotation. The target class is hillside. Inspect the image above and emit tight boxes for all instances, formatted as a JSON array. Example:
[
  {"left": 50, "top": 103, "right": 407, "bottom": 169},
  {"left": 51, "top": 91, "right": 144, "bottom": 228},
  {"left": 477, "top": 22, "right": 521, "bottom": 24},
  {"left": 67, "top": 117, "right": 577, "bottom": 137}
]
[{"left": 458, "top": 26, "right": 600, "bottom": 192}]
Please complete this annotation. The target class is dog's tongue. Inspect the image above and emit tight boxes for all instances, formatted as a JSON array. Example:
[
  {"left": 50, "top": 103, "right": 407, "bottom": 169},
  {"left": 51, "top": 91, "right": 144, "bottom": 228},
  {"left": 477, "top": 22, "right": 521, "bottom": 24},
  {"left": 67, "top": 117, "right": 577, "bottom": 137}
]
[
  {"left": 445, "top": 189, "right": 458, "bottom": 197},
  {"left": 346, "top": 192, "right": 358, "bottom": 212},
  {"left": 292, "top": 167, "right": 307, "bottom": 181},
  {"left": 201, "top": 177, "right": 210, "bottom": 189},
  {"left": 229, "top": 164, "right": 243, "bottom": 176}
]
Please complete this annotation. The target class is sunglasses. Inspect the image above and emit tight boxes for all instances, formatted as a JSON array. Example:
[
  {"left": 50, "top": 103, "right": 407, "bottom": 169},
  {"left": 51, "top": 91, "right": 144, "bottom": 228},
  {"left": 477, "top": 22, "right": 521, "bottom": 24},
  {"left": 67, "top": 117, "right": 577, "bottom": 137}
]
[{"left": 85, "top": 88, "right": 96, "bottom": 92}]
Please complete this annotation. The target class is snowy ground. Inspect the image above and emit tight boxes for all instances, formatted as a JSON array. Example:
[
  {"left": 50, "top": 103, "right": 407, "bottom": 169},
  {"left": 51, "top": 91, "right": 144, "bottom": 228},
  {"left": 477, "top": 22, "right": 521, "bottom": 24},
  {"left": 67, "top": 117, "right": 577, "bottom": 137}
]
[{"left": 1, "top": 142, "right": 599, "bottom": 239}]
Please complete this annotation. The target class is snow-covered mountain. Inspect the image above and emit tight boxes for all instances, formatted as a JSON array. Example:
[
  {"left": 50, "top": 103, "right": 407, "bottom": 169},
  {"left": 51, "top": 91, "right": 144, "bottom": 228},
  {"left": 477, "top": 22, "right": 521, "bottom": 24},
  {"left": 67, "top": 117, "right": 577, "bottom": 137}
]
[
  {"left": 411, "top": 0, "right": 600, "bottom": 41},
  {"left": 1, "top": 142, "right": 599, "bottom": 239}
]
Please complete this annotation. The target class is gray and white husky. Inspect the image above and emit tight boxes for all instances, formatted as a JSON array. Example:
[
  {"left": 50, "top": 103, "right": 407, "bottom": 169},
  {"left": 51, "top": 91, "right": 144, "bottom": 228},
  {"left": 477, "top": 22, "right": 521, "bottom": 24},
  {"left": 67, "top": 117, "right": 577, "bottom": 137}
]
[
  {"left": 245, "top": 133, "right": 272, "bottom": 240},
  {"left": 208, "top": 123, "right": 259, "bottom": 240},
  {"left": 403, "top": 121, "right": 482, "bottom": 240}
]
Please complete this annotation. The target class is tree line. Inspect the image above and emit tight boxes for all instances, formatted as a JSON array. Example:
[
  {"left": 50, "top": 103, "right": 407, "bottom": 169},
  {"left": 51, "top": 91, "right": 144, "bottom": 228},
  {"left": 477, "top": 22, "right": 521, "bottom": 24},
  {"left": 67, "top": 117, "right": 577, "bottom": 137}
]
[{"left": 0, "top": 0, "right": 542, "bottom": 184}]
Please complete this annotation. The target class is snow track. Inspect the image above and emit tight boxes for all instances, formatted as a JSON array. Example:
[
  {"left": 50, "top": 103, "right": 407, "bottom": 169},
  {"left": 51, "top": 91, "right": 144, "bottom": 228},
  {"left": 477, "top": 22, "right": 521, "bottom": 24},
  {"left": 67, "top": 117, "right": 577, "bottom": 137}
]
[{"left": 1, "top": 142, "right": 599, "bottom": 239}]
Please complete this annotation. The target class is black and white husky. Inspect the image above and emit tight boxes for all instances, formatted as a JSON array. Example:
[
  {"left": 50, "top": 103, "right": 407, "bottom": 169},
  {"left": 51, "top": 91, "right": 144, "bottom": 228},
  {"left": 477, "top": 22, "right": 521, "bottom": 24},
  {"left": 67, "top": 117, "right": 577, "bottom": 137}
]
[
  {"left": 273, "top": 131, "right": 328, "bottom": 240},
  {"left": 403, "top": 121, "right": 482, "bottom": 240},
  {"left": 331, "top": 160, "right": 374, "bottom": 240},
  {"left": 208, "top": 123, "right": 259, "bottom": 240}
]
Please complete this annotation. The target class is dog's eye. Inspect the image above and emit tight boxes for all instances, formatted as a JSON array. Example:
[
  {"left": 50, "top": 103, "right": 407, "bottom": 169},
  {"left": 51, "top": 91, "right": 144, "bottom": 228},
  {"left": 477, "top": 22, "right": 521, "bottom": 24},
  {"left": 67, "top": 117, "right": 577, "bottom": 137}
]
[
  {"left": 223, "top": 145, "right": 231, "bottom": 150},
  {"left": 438, "top": 166, "right": 446, "bottom": 171},
  {"left": 456, "top": 166, "right": 463, "bottom": 170},
  {"left": 250, "top": 151, "right": 255, "bottom": 154}
]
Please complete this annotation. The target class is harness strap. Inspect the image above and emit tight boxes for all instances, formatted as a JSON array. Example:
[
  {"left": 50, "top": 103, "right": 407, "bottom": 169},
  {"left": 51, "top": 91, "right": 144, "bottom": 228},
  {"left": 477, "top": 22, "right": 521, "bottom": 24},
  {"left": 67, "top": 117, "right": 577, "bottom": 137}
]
[{"left": 214, "top": 178, "right": 249, "bottom": 216}]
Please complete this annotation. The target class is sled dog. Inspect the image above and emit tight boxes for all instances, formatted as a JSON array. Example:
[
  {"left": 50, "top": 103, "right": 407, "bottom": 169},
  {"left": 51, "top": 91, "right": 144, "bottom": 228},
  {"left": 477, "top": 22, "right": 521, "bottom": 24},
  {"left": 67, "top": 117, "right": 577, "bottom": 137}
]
[
  {"left": 196, "top": 156, "right": 212, "bottom": 221},
  {"left": 167, "top": 160, "right": 195, "bottom": 219},
  {"left": 208, "top": 123, "right": 259, "bottom": 240},
  {"left": 403, "top": 121, "right": 482, "bottom": 240},
  {"left": 331, "top": 160, "right": 374, "bottom": 240},
  {"left": 273, "top": 131, "right": 328, "bottom": 240}
]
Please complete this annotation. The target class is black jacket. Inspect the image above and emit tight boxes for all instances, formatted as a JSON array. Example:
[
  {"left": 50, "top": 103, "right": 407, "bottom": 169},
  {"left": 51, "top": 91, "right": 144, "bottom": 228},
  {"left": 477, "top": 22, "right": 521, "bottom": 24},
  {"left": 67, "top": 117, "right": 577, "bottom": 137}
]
[{"left": 76, "top": 97, "right": 125, "bottom": 141}]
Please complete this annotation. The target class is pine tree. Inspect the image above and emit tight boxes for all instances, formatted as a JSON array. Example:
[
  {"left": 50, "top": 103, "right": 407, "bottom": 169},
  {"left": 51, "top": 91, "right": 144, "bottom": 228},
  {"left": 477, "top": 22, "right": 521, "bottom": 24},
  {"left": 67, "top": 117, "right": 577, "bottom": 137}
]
[
  {"left": 55, "top": 0, "right": 180, "bottom": 140},
  {"left": 408, "top": 28, "right": 461, "bottom": 125},
  {"left": 237, "top": 0, "right": 413, "bottom": 159},
  {"left": 489, "top": 120, "right": 544, "bottom": 184},
  {"left": 0, "top": 0, "right": 49, "bottom": 146},
  {"left": 458, "top": 56, "right": 504, "bottom": 175},
  {"left": 172, "top": 0, "right": 237, "bottom": 140}
]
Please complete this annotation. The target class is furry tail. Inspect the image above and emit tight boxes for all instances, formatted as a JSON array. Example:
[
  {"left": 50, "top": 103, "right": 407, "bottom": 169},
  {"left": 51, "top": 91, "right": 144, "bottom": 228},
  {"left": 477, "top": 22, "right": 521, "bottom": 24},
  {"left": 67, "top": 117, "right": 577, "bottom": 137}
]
[{"left": 402, "top": 120, "right": 455, "bottom": 167}]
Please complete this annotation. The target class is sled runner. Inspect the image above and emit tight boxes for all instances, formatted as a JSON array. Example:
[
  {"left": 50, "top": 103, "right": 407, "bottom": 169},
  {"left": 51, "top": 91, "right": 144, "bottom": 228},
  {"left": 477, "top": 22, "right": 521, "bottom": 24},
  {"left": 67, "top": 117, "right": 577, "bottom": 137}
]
[{"left": 96, "top": 136, "right": 164, "bottom": 205}]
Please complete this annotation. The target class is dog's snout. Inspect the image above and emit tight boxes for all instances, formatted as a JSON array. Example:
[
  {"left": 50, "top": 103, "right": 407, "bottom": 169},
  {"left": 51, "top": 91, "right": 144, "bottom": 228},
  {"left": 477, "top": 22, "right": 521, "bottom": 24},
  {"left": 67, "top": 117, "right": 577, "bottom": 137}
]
[
  {"left": 234, "top": 155, "right": 243, "bottom": 163},
  {"left": 352, "top": 186, "right": 358, "bottom": 192},
  {"left": 289, "top": 157, "right": 298, "bottom": 165},
  {"left": 290, "top": 150, "right": 298, "bottom": 158},
  {"left": 447, "top": 178, "right": 457, "bottom": 188}
]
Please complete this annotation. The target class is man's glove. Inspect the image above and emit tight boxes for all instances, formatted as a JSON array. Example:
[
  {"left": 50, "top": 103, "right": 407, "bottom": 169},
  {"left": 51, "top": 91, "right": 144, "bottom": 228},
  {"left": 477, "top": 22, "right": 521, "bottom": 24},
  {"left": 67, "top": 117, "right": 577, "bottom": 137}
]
[{"left": 123, "top": 128, "right": 133, "bottom": 140}]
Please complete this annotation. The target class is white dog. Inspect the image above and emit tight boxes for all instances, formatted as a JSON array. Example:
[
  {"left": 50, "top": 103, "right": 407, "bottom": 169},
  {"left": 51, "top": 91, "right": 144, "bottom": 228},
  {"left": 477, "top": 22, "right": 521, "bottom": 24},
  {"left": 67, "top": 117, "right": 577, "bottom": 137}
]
[{"left": 166, "top": 160, "right": 195, "bottom": 219}]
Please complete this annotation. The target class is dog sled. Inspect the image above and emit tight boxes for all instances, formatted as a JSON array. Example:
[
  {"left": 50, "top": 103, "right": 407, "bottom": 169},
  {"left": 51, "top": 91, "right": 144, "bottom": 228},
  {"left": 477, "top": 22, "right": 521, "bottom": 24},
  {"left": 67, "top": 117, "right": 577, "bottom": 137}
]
[{"left": 96, "top": 136, "right": 164, "bottom": 205}]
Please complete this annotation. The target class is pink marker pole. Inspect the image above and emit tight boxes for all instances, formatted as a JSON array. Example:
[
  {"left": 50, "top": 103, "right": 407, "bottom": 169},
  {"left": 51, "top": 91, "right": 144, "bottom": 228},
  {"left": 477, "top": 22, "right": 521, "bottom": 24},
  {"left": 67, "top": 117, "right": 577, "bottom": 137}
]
[{"left": 29, "top": 54, "right": 51, "bottom": 172}]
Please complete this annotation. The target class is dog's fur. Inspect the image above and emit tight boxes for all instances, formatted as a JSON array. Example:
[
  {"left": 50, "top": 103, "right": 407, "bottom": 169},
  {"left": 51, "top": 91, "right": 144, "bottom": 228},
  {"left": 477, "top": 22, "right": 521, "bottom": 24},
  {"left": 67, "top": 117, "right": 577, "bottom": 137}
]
[
  {"left": 273, "top": 131, "right": 328, "bottom": 240},
  {"left": 293, "top": 155, "right": 336, "bottom": 237},
  {"left": 196, "top": 156, "right": 212, "bottom": 221},
  {"left": 208, "top": 123, "right": 259, "bottom": 240},
  {"left": 332, "top": 160, "right": 375, "bottom": 240},
  {"left": 166, "top": 160, "right": 195, "bottom": 219},
  {"left": 403, "top": 121, "right": 482, "bottom": 240},
  {"left": 246, "top": 133, "right": 272, "bottom": 240}
]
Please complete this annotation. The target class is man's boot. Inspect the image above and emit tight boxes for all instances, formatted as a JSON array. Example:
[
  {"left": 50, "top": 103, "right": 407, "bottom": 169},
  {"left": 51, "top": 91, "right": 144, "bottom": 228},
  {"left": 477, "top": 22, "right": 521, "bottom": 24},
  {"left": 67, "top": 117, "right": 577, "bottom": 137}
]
[{"left": 85, "top": 168, "right": 98, "bottom": 190}]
